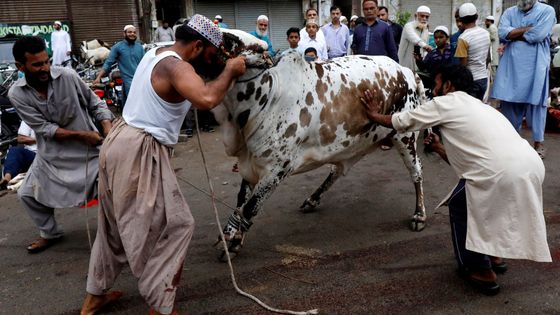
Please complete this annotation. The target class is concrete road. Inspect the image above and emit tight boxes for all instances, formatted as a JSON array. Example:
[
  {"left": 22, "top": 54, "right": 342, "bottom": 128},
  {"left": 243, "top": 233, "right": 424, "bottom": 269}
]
[{"left": 0, "top": 128, "right": 559, "bottom": 315}]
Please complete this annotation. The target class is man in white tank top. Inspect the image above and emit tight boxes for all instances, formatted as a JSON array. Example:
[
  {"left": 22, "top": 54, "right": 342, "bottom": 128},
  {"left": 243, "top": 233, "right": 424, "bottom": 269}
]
[{"left": 81, "top": 15, "right": 246, "bottom": 315}]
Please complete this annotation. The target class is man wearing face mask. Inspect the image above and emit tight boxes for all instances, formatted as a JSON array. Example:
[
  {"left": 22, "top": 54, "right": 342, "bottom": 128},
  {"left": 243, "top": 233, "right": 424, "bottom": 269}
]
[
  {"left": 94, "top": 25, "right": 145, "bottom": 104},
  {"left": 491, "top": 0, "right": 556, "bottom": 159},
  {"left": 399, "top": 5, "right": 432, "bottom": 71},
  {"left": 361, "top": 64, "right": 551, "bottom": 296}
]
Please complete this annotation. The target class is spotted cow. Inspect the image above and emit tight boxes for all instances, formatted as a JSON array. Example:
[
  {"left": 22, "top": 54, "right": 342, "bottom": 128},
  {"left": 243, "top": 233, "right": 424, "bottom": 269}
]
[{"left": 211, "top": 29, "right": 427, "bottom": 259}]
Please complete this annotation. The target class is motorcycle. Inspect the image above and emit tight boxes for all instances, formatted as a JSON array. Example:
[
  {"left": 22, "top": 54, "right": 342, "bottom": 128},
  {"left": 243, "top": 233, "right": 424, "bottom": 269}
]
[{"left": 0, "top": 66, "right": 21, "bottom": 158}]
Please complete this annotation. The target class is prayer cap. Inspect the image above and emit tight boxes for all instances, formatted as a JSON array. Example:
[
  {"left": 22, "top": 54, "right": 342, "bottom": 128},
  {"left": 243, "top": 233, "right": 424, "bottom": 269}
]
[
  {"left": 486, "top": 15, "right": 495, "bottom": 20},
  {"left": 257, "top": 15, "right": 269, "bottom": 22},
  {"left": 306, "top": 18, "right": 319, "bottom": 26},
  {"left": 123, "top": 25, "right": 135, "bottom": 31},
  {"left": 433, "top": 26, "right": 449, "bottom": 37},
  {"left": 187, "top": 14, "right": 223, "bottom": 47},
  {"left": 416, "top": 6, "right": 431, "bottom": 14},
  {"left": 215, "top": 15, "right": 222, "bottom": 19},
  {"left": 350, "top": 15, "right": 359, "bottom": 21},
  {"left": 54, "top": 21, "right": 62, "bottom": 26},
  {"left": 459, "top": 3, "right": 477, "bottom": 17}
]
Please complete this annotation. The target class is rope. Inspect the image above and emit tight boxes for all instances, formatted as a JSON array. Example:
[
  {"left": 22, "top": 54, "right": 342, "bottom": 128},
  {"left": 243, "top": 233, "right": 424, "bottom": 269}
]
[
  {"left": 84, "top": 145, "right": 93, "bottom": 250},
  {"left": 193, "top": 109, "right": 319, "bottom": 315}
]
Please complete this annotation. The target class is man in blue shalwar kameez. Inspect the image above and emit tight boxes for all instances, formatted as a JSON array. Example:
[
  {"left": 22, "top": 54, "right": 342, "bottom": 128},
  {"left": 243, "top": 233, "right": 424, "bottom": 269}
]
[{"left": 491, "top": 0, "right": 556, "bottom": 158}]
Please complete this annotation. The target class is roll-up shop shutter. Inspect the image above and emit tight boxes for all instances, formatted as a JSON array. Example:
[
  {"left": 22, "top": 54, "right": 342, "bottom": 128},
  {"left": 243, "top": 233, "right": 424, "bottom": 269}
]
[
  {"left": 194, "top": 0, "right": 236, "bottom": 28},
  {"left": 400, "top": 0, "right": 454, "bottom": 34},
  {"left": 236, "top": 0, "right": 302, "bottom": 52},
  {"left": 0, "top": 0, "right": 68, "bottom": 24},
  {"left": 268, "top": 0, "right": 303, "bottom": 52},
  {"left": 69, "top": 0, "right": 139, "bottom": 50}
]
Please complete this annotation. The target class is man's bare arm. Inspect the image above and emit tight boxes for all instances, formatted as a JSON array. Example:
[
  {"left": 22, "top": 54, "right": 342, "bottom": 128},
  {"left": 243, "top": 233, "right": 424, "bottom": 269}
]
[
  {"left": 17, "top": 134, "right": 36, "bottom": 145},
  {"left": 170, "top": 56, "right": 246, "bottom": 110},
  {"left": 54, "top": 128, "right": 103, "bottom": 146},
  {"left": 507, "top": 26, "right": 531, "bottom": 40},
  {"left": 360, "top": 89, "right": 394, "bottom": 128},
  {"left": 99, "top": 120, "right": 112, "bottom": 137}
]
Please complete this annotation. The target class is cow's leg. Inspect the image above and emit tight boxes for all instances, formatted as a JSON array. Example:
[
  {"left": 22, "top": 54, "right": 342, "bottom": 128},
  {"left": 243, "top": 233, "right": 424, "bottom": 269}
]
[
  {"left": 300, "top": 164, "right": 343, "bottom": 212},
  {"left": 218, "top": 170, "right": 286, "bottom": 261},
  {"left": 393, "top": 131, "right": 427, "bottom": 231}
]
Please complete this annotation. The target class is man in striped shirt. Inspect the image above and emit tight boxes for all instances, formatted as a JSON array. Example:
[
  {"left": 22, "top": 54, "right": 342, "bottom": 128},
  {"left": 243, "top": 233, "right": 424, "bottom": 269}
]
[{"left": 454, "top": 3, "right": 490, "bottom": 101}]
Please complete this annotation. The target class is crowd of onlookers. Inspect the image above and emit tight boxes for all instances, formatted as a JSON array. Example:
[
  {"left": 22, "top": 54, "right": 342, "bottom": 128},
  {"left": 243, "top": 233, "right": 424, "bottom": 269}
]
[{"left": 213, "top": 0, "right": 555, "bottom": 158}]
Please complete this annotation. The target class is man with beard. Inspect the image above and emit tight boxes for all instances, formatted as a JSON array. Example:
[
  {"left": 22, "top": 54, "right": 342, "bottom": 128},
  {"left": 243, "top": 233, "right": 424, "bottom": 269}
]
[
  {"left": 249, "top": 15, "right": 274, "bottom": 56},
  {"left": 80, "top": 15, "right": 246, "bottom": 315},
  {"left": 491, "top": 0, "right": 555, "bottom": 159},
  {"left": 94, "top": 25, "right": 145, "bottom": 104},
  {"left": 8, "top": 36, "right": 114, "bottom": 253},
  {"left": 155, "top": 20, "right": 175, "bottom": 42},
  {"left": 361, "top": 64, "right": 551, "bottom": 296},
  {"left": 50, "top": 21, "right": 72, "bottom": 67},
  {"left": 399, "top": 5, "right": 432, "bottom": 71}
]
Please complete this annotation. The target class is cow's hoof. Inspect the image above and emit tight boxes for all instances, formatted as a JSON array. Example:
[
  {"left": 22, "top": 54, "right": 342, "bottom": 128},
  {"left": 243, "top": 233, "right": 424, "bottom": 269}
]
[
  {"left": 409, "top": 215, "right": 426, "bottom": 231},
  {"left": 215, "top": 233, "right": 244, "bottom": 262},
  {"left": 299, "top": 198, "right": 319, "bottom": 213}
]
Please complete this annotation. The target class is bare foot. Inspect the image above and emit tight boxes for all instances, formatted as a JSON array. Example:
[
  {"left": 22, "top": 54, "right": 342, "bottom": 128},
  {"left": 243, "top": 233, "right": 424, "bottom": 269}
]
[{"left": 80, "top": 291, "right": 124, "bottom": 315}]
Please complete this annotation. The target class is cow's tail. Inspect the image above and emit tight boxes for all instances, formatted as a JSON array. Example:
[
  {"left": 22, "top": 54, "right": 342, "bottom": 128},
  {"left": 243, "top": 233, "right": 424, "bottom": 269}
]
[{"left": 414, "top": 73, "right": 428, "bottom": 106}]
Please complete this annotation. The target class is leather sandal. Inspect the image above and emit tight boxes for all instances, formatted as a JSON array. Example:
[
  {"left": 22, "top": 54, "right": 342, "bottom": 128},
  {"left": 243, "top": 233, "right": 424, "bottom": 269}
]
[
  {"left": 27, "top": 236, "right": 63, "bottom": 254},
  {"left": 458, "top": 268, "right": 500, "bottom": 296}
]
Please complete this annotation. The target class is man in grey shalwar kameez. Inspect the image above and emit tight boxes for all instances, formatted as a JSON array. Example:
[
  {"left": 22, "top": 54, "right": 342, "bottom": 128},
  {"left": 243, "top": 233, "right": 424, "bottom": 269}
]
[{"left": 8, "top": 36, "right": 114, "bottom": 253}]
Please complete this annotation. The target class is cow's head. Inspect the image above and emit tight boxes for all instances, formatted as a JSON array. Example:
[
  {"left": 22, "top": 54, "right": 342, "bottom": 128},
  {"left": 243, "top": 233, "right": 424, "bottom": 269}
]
[{"left": 194, "top": 29, "right": 269, "bottom": 80}]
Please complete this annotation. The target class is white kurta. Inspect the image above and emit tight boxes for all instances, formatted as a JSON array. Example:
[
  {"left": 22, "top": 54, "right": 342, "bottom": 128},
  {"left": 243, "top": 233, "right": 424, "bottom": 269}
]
[
  {"left": 51, "top": 30, "right": 72, "bottom": 67},
  {"left": 398, "top": 21, "right": 429, "bottom": 71},
  {"left": 392, "top": 91, "right": 551, "bottom": 262}
]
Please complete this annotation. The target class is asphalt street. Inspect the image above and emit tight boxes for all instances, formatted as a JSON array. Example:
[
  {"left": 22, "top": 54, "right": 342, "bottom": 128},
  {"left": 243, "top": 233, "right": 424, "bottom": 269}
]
[{"left": 0, "top": 128, "right": 559, "bottom": 315}]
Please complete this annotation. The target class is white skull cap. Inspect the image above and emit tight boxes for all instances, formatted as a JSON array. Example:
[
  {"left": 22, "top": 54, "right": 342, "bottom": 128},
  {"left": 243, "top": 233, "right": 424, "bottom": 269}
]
[
  {"left": 416, "top": 6, "right": 431, "bottom": 14},
  {"left": 123, "top": 25, "right": 135, "bottom": 31},
  {"left": 459, "top": 3, "right": 477, "bottom": 17},
  {"left": 486, "top": 15, "right": 495, "bottom": 20},
  {"left": 257, "top": 15, "right": 269, "bottom": 22},
  {"left": 433, "top": 25, "right": 449, "bottom": 37},
  {"left": 54, "top": 21, "right": 62, "bottom": 26}
]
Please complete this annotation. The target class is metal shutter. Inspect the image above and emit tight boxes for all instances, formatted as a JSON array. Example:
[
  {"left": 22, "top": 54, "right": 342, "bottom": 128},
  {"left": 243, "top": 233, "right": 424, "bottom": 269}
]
[
  {"left": 236, "top": 0, "right": 268, "bottom": 34},
  {"left": 0, "top": 0, "right": 68, "bottom": 23},
  {"left": 194, "top": 0, "right": 236, "bottom": 28},
  {"left": 269, "top": 0, "right": 303, "bottom": 51},
  {"left": 400, "top": 0, "right": 454, "bottom": 33},
  {"left": 70, "top": 0, "right": 139, "bottom": 48}
]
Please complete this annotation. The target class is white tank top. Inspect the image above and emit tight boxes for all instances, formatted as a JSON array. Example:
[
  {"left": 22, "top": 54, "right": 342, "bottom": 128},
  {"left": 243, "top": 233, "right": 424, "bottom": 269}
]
[{"left": 123, "top": 48, "right": 192, "bottom": 145}]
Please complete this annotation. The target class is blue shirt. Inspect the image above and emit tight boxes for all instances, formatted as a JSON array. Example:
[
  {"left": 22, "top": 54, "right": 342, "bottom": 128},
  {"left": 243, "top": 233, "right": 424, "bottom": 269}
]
[
  {"left": 321, "top": 22, "right": 350, "bottom": 58},
  {"left": 450, "top": 31, "right": 463, "bottom": 65},
  {"left": 249, "top": 31, "right": 274, "bottom": 56},
  {"left": 351, "top": 20, "right": 398, "bottom": 62},
  {"left": 102, "top": 40, "right": 145, "bottom": 97},
  {"left": 491, "top": 2, "right": 556, "bottom": 106},
  {"left": 420, "top": 44, "right": 453, "bottom": 72}
]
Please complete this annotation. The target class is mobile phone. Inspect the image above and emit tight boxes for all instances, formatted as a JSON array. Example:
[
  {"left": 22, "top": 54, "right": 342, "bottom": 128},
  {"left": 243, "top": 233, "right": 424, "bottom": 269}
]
[{"left": 414, "top": 45, "right": 421, "bottom": 55}]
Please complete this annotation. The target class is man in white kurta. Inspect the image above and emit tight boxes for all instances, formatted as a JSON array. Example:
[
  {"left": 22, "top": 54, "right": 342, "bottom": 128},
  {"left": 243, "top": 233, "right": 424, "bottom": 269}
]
[
  {"left": 398, "top": 6, "right": 432, "bottom": 71},
  {"left": 362, "top": 64, "right": 551, "bottom": 295},
  {"left": 51, "top": 21, "right": 72, "bottom": 67}
]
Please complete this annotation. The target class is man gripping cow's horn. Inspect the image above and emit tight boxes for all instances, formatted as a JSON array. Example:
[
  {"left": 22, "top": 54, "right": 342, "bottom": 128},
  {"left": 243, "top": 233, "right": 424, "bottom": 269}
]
[
  {"left": 80, "top": 14, "right": 246, "bottom": 315},
  {"left": 361, "top": 64, "right": 551, "bottom": 296}
]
